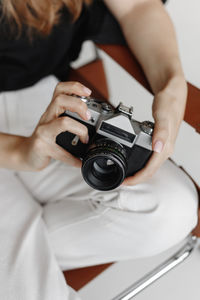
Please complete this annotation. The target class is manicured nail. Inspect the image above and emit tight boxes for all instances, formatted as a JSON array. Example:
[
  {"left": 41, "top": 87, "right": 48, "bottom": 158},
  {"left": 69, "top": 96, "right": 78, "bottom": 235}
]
[
  {"left": 83, "top": 87, "right": 92, "bottom": 95},
  {"left": 85, "top": 136, "right": 89, "bottom": 144},
  {"left": 86, "top": 110, "right": 91, "bottom": 120},
  {"left": 154, "top": 140, "right": 163, "bottom": 153}
]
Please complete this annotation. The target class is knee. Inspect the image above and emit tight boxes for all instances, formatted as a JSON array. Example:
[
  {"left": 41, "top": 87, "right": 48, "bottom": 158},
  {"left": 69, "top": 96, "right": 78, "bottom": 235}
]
[{"left": 150, "top": 183, "right": 198, "bottom": 255}]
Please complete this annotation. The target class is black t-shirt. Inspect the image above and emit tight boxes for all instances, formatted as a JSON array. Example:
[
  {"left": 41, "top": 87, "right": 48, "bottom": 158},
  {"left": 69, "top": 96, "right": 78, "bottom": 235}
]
[
  {"left": 0, "top": 0, "right": 167, "bottom": 92},
  {"left": 0, "top": 1, "right": 125, "bottom": 92}
]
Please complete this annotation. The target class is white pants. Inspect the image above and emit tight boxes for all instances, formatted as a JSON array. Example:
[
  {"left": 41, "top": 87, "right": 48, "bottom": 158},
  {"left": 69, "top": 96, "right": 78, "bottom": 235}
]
[{"left": 0, "top": 77, "right": 198, "bottom": 300}]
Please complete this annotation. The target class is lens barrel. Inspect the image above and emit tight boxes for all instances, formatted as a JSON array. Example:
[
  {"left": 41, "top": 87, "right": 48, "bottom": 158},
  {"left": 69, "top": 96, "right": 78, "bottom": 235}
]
[{"left": 81, "top": 139, "right": 127, "bottom": 191}]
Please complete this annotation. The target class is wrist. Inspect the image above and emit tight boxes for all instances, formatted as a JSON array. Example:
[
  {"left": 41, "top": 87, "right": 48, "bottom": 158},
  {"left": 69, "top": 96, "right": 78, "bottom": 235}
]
[
  {"left": 15, "top": 136, "right": 34, "bottom": 171},
  {"left": 0, "top": 134, "right": 29, "bottom": 170},
  {"left": 10, "top": 136, "right": 34, "bottom": 171},
  {"left": 161, "top": 75, "right": 188, "bottom": 103},
  {"left": 153, "top": 75, "right": 187, "bottom": 125}
]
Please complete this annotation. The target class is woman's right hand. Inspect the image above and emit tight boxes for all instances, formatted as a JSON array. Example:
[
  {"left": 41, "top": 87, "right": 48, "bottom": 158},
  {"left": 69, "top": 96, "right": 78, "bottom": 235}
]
[{"left": 19, "top": 81, "right": 92, "bottom": 171}]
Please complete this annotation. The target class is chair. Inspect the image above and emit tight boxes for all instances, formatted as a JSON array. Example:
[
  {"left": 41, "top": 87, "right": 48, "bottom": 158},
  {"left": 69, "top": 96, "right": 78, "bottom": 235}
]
[{"left": 63, "top": 43, "right": 200, "bottom": 298}]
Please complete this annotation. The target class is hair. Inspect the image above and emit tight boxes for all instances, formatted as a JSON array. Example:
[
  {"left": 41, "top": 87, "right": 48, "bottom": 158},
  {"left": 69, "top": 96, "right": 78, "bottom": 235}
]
[{"left": 1, "top": 0, "right": 92, "bottom": 37}]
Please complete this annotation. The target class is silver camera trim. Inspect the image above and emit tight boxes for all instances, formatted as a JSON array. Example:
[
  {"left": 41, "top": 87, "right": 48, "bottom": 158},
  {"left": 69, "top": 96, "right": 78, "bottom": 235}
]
[{"left": 64, "top": 96, "right": 153, "bottom": 151}]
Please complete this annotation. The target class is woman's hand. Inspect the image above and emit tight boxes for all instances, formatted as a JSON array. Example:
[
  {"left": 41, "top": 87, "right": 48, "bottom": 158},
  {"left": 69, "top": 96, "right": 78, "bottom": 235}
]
[
  {"left": 123, "top": 76, "right": 187, "bottom": 186},
  {"left": 18, "top": 81, "right": 92, "bottom": 171}
]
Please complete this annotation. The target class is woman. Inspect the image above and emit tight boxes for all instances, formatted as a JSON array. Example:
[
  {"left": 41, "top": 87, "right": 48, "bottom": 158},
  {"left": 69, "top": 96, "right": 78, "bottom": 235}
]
[{"left": 0, "top": 0, "right": 198, "bottom": 299}]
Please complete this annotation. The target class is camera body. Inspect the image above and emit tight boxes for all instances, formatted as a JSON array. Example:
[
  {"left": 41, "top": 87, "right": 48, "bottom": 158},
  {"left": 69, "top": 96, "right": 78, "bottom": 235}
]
[{"left": 56, "top": 95, "right": 154, "bottom": 191}]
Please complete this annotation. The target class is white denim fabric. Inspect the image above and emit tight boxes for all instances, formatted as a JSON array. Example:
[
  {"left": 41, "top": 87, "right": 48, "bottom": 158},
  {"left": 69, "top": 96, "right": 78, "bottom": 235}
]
[{"left": 0, "top": 76, "right": 198, "bottom": 300}]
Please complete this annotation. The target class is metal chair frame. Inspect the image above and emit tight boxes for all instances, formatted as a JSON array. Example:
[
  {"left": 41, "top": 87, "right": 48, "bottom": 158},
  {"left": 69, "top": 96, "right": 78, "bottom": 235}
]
[{"left": 112, "top": 235, "right": 197, "bottom": 299}]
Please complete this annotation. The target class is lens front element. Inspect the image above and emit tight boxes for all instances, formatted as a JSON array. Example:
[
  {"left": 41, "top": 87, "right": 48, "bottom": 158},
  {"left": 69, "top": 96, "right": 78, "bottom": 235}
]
[{"left": 82, "top": 139, "right": 127, "bottom": 191}]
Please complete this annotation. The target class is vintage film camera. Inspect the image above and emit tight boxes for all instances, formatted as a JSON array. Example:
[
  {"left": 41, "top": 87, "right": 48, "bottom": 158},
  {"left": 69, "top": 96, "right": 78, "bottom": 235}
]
[{"left": 56, "top": 95, "right": 154, "bottom": 191}]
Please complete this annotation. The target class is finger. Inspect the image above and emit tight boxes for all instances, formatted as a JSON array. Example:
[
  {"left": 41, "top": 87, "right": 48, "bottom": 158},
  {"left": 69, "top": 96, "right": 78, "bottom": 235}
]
[
  {"left": 48, "top": 144, "right": 82, "bottom": 168},
  {"left": 42, "top": 94, "right": 91, "bottom": 123},
  {"left": 122, "top": 116, "right": 174, "bottom": 186},
  {"left": 122, "top": 150, "right": 167, "bottom": 186},
  {"left": 37, "top": 116, "right": 89, "bottom": 144},
  {"left": 53, "top": 81, "right": 92, "bottom": 99},
  {"left": 152, "top": 118, "right": 170, "bottom": 154},
  {"left": 124, "top": 117, "right": 175, "bottom": 186}
]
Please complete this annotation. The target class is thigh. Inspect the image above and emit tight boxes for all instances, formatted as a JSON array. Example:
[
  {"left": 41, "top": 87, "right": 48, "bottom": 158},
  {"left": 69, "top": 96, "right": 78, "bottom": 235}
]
[
  {"left": 17, "top": 159, "right": 91, "bottom": 204},
  {"left": 0, "top": 169, "right": 78, "bottom": 300},
  {"left": 43, "top": 160, "right": 198, "bottom": 270}
]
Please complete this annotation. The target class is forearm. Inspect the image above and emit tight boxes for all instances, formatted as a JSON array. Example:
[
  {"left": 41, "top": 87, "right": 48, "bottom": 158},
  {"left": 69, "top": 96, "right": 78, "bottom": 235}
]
[
  {"left": 108, "top": 0, "right": 187, "bottom": 96},
  {"left": 0, "top": 133, "right": 28, "bottom": 170}
]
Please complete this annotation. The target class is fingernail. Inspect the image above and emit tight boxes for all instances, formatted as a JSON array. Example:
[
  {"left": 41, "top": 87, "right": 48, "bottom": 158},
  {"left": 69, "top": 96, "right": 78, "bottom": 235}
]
[
  {"left": 154, "top": 140, "right": 163, "bottom": 153},
  {"left": 83, "top": 87, "right": 92, "bottom": 95},
  {"left": 86, "top": 110, "right": 91, "bottom": 120}
]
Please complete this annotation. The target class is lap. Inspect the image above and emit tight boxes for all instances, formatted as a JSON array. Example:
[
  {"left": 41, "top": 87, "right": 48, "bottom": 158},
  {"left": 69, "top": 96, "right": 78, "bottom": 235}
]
[
  {"left": 36, "top": 159, "right": 198, "bottom": 269},
  {"left": 17, "top": 157, "right": 198, "bottom": 215}
]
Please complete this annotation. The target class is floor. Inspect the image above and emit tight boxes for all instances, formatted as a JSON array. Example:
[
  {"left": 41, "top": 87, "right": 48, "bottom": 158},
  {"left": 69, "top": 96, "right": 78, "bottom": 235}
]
[{"left": 71, "top": 0, "right": 200, "bottom": 299}]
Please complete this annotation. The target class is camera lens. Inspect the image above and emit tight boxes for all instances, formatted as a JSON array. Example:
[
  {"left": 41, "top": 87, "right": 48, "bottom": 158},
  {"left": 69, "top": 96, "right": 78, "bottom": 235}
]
[
  {"left": 81, "top": 139, "right": 127, "bottom": 191},
  {"left": 92, "top": 159, "right": 117, "bottom": 178}
]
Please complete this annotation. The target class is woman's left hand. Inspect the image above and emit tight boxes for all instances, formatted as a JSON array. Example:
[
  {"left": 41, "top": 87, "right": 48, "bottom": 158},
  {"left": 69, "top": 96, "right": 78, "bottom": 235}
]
[{"left": 123, "top": 76, "right": 187, "bottom": 186}]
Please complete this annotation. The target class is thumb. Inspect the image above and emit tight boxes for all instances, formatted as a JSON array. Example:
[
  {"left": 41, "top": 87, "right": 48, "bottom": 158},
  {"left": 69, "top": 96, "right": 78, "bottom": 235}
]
[{"left": 152, "top": 120, "right": 169, "bottom": 153}]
